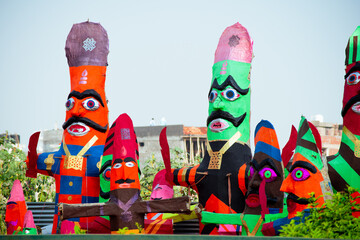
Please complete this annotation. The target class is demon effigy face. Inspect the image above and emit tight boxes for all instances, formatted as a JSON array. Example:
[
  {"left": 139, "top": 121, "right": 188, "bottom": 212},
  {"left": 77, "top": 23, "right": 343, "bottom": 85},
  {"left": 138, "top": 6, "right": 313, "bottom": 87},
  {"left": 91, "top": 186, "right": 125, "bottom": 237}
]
[
  {"left": 343, "top": 27, "right": 360, "bottom": 135},
  {"left": 245, "top": 120, "right": 284, "bottom": 215},
  {"left": 207, "top": 23, "right": 253, "bottom": 143},
  {"left": 280, "top": 117, "right": 326, "bottom": 218},
  {"left": 108, "top": 114, "right": 140, "bottom": 191}
]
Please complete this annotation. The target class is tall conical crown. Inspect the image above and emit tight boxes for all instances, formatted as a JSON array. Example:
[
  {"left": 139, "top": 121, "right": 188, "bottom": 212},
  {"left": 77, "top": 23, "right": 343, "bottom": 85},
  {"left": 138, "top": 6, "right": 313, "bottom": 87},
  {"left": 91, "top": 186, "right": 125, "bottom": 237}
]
[
  {"left": 345, "top": 26, "right": 360, "bottom": 66},
  {"left": 65, "top": 21, "right": 109, "bottom": 67},
  {"left": 254, "top": 120, "right": 281, "bottom": 162},
  {"left": 294, "top": 116, "right": 323, "bottom": 170}
]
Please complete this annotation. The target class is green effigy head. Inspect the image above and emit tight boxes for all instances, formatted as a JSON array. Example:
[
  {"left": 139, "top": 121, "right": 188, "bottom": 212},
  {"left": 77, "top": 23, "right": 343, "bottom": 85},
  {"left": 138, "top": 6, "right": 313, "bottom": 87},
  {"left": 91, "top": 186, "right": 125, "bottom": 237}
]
[{"left": 207, "top": 23, "right": 253, "bottom": 143}]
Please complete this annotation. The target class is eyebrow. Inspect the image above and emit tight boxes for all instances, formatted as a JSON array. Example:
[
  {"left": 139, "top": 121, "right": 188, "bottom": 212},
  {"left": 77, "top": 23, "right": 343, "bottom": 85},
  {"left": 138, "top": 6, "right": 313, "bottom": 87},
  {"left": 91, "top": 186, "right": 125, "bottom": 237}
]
[
  {"left": 124, "top": 157, "right": 136, "bottom": 163},
  {"left": 289, "top": 160, "right": 317, "bottom": 174},
  {"left": 68, "top": 89, "right": 105, "bottom": 107},
  {"left": 209, "top": 75, "right": 249, "bottom": 96},
  {"left": 113, "top": 158, "right": 123, "bottom": 164},
  {"left": 251, "top": 158, "right": 280, "bottom": 176}
]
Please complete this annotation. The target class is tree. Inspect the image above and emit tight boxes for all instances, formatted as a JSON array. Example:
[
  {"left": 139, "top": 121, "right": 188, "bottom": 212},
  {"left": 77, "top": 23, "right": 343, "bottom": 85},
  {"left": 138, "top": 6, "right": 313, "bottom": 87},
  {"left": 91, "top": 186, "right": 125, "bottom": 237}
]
[
  {"left": 140, "top": 147, "right": 199, "bottom": 202},
  {"left": 0, "top": 135, "right": 55, "bottom": 234}
]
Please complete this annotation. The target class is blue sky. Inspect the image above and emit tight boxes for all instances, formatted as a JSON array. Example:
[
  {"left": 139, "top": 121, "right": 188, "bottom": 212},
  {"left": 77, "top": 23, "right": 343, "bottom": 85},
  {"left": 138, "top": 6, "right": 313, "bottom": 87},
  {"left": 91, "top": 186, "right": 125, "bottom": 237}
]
[{"left": 0, "top": 0, "right": 359, "bottom": 150}]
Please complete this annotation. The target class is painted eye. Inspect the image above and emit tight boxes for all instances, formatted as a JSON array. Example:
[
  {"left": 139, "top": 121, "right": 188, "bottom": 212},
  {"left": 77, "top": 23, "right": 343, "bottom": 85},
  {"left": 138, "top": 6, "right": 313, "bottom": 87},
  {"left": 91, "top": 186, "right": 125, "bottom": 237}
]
[
  {"left": 125, "top": 162, "right": 135, "bottom": 167},
  {"left": 65, "top": 98, "right": 75, "bottom": 111},
  {"left": 82, "top": 98, "right": 100, "bottom": 111},
  {"left": 248, "top": 166, "right": 255, "bottom": 179},
  {"left": 259, "top": 167, "right": 278, "bottom": 182},
  {"left": 221, "top": 88, "right": 240, "bottom": 101},
  {"left": 113, "top": 163, "right": 122, "bottom": 169},
  {"left": 102, "top": 166, "right": 111, "bottom": 181},
  {"left": 346, "top": 72, "right": 360, "bottom": 85},
  {"left": 291, "top": 167, "right": 310, "bottom": 181},
  {"left": 208, "top": 90, "right": 218, "bottom": 103}
]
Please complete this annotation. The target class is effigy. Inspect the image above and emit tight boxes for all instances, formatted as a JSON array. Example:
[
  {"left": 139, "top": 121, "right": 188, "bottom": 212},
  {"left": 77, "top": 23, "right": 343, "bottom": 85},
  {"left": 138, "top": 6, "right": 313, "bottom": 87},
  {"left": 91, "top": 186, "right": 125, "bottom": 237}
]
[{"left": 26, "top": 21, "right": 110, "bottom": 233}]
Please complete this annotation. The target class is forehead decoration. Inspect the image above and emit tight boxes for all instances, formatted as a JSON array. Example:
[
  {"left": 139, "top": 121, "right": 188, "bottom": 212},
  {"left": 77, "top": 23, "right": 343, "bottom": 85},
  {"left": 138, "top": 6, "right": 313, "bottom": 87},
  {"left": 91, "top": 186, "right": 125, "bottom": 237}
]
[{"left": 65, "top": 21, "right": 109, "bottom": 95}]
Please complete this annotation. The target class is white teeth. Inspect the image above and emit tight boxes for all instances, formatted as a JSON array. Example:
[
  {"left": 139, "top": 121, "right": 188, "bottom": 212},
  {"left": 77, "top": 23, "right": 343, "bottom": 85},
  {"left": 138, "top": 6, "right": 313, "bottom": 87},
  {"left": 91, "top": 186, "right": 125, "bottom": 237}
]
[
  {"left": 352, "top": 102, "right": 360, "bottom": 114},
  {"left": 209, "top": 118, "right": 229, "bottom": 132},
  {"left": 67, "top": 122, "right": 90, "bottom": 136}
]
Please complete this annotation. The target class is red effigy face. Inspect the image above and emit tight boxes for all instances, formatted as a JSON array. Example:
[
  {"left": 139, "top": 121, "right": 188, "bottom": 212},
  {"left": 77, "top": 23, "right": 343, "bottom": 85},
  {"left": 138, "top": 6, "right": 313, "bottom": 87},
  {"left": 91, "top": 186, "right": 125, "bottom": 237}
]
[
  {"left": 5, "top": 202, "right": 22, "bottom": 234},
  {"left": 280, "top": 153, "right": 324, "bottom": 218},
  {"left": 342, "top": 62, "right": 360, "bottom": 135}
]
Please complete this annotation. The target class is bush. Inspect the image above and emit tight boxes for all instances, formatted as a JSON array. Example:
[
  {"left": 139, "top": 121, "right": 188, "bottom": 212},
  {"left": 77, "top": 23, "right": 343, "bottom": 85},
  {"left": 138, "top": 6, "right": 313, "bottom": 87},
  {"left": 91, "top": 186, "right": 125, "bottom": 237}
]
[
  {"left": 140, "top": 147, "right": 199, "bottom": 201},
  {"left": 0, "top": 135, "right": 55, "bottom": 234},
  {"left": 279, "top": 187, "right": 360, "bottom": 239}
]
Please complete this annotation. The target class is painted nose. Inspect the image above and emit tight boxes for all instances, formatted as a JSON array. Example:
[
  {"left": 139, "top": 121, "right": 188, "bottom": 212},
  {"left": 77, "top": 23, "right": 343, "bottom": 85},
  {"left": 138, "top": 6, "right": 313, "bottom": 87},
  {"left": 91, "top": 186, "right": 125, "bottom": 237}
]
[
  {"left": 213, "top": 97, "right": 225, "bottom": 109},
  {"left": 249, "top": 173, "right": 262, "bottom": 189},
  {"left": 280, "top": 176, "right": 294, "bottom": 193},
  {"left": 71, "top": 102, "right": 86, "bottom": 117}
]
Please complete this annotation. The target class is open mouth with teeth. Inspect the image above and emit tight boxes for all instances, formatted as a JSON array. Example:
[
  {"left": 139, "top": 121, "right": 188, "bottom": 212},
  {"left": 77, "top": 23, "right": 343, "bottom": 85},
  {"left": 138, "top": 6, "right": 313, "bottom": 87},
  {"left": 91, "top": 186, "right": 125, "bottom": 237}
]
[
  {"left": 67, "top": 122, "right": 90, "bottom": 136},
  {"left": 209, "top": 119, "right": 229, "bottom": 132},
  {"left": 352, "top": 102, "right": 360, "bottom": 114}
]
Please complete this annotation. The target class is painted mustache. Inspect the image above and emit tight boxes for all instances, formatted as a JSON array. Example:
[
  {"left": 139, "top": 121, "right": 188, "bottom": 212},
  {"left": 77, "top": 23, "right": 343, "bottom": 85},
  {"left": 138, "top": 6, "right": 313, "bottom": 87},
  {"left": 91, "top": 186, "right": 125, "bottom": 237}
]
[
  {"left": 207, "top": 110, "right": 246, "bottom": 127},
  {"left": 115, "top": 179, "right": 135, "bottom": 184},
  {"left": 287, "top": 193, "right": 310, "bottom": 205},
  {"left": 63, "top": 116, "right": 108, "bottom": 133},
  {"left": 341, "top": 94, "right": 360, "bottom": 117}
]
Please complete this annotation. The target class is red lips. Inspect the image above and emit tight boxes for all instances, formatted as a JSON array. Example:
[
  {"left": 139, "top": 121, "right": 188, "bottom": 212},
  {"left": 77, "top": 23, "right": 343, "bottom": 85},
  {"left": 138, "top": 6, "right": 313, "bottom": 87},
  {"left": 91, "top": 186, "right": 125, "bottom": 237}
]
[{"left": 246, "top": 194, "right": 260, "bottom": 208}]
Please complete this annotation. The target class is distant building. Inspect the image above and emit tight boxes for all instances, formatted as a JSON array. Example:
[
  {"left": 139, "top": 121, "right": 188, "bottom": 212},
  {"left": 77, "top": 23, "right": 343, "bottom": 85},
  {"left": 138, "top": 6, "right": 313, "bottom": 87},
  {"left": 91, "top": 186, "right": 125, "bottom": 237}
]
[
  {"left": 134, "top": 125, "right": 207, "bottom": 167},
  {"left": 310, "top": 120, "right": 342, "bottom": 156}
]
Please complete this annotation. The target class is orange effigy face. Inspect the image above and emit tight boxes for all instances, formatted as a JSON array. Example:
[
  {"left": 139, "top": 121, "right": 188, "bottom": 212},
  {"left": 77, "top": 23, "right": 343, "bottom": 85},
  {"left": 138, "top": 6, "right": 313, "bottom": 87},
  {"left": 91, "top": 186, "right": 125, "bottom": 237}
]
[
  {"left": 280, "top": 153, "right": 324, "bottom": 218},
  {"left": 110, "top": 156, "right": 140, "bottom": 190},
  {"left": 62, "top": 66, "right": 109, "bottom": 146}
]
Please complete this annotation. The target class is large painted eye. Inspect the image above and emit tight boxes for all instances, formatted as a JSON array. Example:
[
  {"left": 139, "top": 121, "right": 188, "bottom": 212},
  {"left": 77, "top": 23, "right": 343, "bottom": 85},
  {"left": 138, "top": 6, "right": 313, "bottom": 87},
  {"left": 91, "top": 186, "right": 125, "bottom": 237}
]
[
  {"left": 113, "top": 163, "right": 122, "bottom": 169},
  {"left": 259, "top": 167, "right": 278, "bottom": 182},
  {"left": 208, "top": 90, "right": 218, "bottom": 103},
  {"left": 82, "top": 98, "right": 100, "bottom": 111},
  {"left": 125, "top": 162, "right": 135, "bottom": 167},
  {"left": 66, "top": 98, "right": 75, "bottom": 111},
  {"left": 102, "top": 166, "right": 111, "bottom": 181},
  {"left": 291, "top": 167, "right": 310, "bottom": 181},
  {"left": 221, "top": 88, "right": 240, "bottom": 101},
  {"left": 346, "top": 72, "right": 360, "bottom": 85}
]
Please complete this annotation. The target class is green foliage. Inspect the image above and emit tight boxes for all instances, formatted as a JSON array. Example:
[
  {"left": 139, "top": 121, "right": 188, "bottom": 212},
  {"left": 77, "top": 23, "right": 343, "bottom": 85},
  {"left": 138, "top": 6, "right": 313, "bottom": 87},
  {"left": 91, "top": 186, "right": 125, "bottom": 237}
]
[
  {"left": 280, "top": 187, "right": 360, "bottom": 239},
  {"left": 116, "top": 226, "right": 129, "bottom": 234},
  {"left": 0, "top": 135, "right": 55, "bottom": 234},
  {"left": 135, "top": 222, "right": 143, "bottom": 233},
  {"left": 140, "top": 148, "right": 200, "bottom": 202}
]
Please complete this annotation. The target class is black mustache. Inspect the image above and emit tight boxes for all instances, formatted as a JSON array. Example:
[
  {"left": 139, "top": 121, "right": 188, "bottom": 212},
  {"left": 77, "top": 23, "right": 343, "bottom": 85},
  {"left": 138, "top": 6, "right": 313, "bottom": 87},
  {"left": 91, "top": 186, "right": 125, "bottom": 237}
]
[
  {"left": 341, "top": 94, "right": 360, "bottom": 117},
  {"left": 207, "top": 110, "right": 246, "bottom": 127},
  {"left": 63, "top": 116, "right": 108, "bottom": 133},
  {"left": 100, "top": 189, "right": 110, "bottom": 199},
  {"left": 287, "top": 193, "right": 310, "bottom": 205},
  {"left": 115, "top": 179, "right": 135, "bottom": 184}
]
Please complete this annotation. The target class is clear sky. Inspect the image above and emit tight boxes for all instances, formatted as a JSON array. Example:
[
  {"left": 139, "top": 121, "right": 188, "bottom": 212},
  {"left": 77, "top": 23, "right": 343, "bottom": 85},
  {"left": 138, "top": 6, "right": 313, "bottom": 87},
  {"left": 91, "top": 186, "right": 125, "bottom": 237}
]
[{"left": 0, "top": 0, "right": 359, "bottom": 150}]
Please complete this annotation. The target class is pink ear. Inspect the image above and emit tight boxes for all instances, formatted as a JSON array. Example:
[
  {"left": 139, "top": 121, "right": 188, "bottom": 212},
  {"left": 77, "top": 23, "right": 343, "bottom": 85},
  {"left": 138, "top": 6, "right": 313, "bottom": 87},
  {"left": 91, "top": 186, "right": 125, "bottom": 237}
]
[
  {"left": 308, "top": 121, "right": 322, "bottom": 156},
  {"left": 281, "top": 125, "right": 297, "bottom": 167}
]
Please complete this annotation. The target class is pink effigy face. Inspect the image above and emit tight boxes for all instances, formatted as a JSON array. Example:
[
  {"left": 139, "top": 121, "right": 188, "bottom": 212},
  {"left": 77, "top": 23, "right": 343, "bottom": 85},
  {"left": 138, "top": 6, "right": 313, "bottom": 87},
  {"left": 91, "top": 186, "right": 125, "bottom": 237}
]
[
  {"left": 342, "top": 62, "right": 360, "bottom": 135},
  {"left": 214, "top": 22, "right": 253, "bottom": 64}
]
